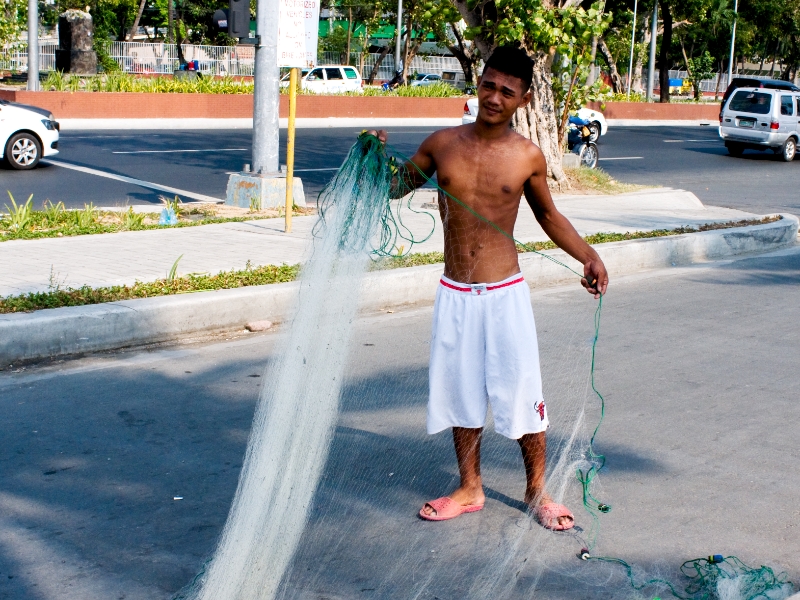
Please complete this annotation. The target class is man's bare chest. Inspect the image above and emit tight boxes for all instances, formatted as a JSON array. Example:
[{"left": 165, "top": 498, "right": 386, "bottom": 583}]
[{"left": 433, "top": 149, "right": 529, "bottom": 199}]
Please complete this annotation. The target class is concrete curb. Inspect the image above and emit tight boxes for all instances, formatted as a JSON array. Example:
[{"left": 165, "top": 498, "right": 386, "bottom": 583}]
[{"left": 1, "top": 215, "right": 796, "bottom": 365}]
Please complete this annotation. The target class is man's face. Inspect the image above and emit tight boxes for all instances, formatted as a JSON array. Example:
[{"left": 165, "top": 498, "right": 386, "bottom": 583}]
[{"left": 476, "top": 67, "right": 532, "bottom": 126}]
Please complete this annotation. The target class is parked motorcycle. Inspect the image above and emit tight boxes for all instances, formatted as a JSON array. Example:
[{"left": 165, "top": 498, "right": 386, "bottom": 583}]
[{"left": 567, "top": 115, "right": 599, "bottom": 169}]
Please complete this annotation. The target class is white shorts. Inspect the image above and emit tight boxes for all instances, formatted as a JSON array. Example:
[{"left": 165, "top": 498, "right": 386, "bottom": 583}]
[{"left": 428, "top": 273, "right": 548, "bottom": 440}]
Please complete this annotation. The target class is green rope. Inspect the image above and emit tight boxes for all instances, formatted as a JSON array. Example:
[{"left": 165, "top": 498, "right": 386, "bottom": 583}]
[{"left": 586, "top": 555, "right": 793, "bottom": 600}]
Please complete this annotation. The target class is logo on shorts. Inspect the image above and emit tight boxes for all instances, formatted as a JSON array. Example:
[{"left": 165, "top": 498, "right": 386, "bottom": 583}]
[
  {"left": 536, "top": 401, "right": 546, "bottom": 421},
  {"left": 471, "top": 284, "right": 487, "bottom": 296}
]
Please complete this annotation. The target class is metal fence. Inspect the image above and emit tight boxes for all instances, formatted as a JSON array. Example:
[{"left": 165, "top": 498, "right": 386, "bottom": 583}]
[{"left": 0, "top": 42, "right": 58, "bottom": 72}]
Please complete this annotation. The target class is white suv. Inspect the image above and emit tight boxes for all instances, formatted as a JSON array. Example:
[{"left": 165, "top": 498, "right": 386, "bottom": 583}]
[
  {"left": 0, "top": 100, "right": 60, "bottom": 169},
  {"left": 280, "top": 65, "right": 363, "bottom": 94},
  {"left": 719, "top": 87, "right": 800, "bottom": 161}
]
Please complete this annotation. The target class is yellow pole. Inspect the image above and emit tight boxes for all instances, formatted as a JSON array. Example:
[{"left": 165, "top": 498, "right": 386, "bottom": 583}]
[{"left": 285, "top": 67, "right": 298, "bottom": 233}]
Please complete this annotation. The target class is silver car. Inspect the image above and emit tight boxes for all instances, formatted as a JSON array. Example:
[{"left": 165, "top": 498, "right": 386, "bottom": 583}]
[{"left": 719, "top": 87, "right": 800, "bottom": 161}]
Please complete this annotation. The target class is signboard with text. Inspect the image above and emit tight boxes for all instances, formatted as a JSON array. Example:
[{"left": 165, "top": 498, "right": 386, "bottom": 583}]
[{"left": 277, "top": 0, "right": 320, "bottom": 68}]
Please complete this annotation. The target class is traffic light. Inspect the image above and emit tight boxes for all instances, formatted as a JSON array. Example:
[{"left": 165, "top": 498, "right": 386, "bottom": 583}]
[{"left": 228, "top": 0, "right": 250, "bottom": 39}]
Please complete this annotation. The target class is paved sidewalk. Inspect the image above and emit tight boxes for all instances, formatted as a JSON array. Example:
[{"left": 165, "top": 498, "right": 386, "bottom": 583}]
[{"left": 0, "top": 188, "right": 764, "bottom": 297}]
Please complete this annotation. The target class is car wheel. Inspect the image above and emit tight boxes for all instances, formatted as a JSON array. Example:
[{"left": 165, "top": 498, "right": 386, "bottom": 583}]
[
  {"left": 779, "top": 137, "right": 796, "bottom": 162},
  {"left": 587, "top": 122, "right": 601, "bottom": 143},
  {"left": 578, "top": 143, "right": 599, "bottom": 169},
  {"left": 726, "top": 142, "right": 745, "bottom": 157},
  {"left": 5, "top": 132, "right": 42, "bottom": 170}
]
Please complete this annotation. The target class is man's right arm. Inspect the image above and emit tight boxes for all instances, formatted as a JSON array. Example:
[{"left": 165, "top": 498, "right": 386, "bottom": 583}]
[{"left": 368, "top": 129, "right": 437, "bottom": 197}]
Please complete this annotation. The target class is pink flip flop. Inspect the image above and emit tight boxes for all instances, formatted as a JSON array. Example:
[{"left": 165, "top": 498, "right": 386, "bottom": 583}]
[
  {"left": 419, "top": 496, "right": 484, "bottom": 521},
  {"left": 534, "top": 502, "right": 575, "bottom": 531}
]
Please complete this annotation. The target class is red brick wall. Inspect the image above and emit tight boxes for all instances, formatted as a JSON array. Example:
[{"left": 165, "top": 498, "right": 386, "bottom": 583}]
[
  {"left": 0, "top": 91, "right": 720, "bottom": 120},
  {"left": 0, "top": 91, "right": 467, "bottom": 119},
  {"left": 586, "top": 101, "right": 720, "bottom": 120}
]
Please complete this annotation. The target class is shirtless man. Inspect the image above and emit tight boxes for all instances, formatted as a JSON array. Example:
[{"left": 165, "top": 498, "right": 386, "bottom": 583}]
[{"left": 372, "top": 46, "right": 608, "bottom": 529}]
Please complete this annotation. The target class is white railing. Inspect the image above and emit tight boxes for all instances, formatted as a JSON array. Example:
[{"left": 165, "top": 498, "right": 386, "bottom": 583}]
[
  {"left": 3, "top": 42, "right": 466, "bottom": 80},
  {"left": 1, "top": 42, "right": 58, "bottom": 72}
]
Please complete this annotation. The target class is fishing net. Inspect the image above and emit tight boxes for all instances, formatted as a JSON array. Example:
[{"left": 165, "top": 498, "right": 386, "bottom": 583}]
[{"left": 175, "top": 133, "right": 795, "bottom": 600}]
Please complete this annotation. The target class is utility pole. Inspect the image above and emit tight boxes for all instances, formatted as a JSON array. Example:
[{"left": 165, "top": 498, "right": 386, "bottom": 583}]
[
  {"left": 394, "top": 0, "right": 403, "bottom": 73},
  {"left": 251, "top": 0, "right": 280, "bottom": 175},
  {"left": 646, "top": 1, "right": 657, "bottom": 102},
  {"left": 27, "top": 0, "right": 39, "bottom": 91},
  {"left": 726, "top": 0, "right": 739, "bottom": 87},
  {"left": 626, "top": 0, "right": 638, "bottom": 99}
]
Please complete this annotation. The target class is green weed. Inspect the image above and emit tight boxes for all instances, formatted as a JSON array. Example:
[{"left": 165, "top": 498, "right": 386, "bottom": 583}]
[
  {"left": 167, "top": 255, "right": 184, "bottom": 282},
  {"left": 120, "top": 207, "right": 145, "bottom": 230},
  {"left": 42, "top": 200, "right": 65, "bottom": 226},
  {"left": 3, "top": 192, "right": 34, "bottom": 231}
]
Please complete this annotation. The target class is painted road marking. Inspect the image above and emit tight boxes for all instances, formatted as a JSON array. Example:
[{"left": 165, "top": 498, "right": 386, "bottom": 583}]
[
  {"left": 597, "top": 156, "right": 643, "bottom": 161},
  {"left": 663, "top": 139, "right": 709, "bottom": 142},
  {"left": 43, "top": 160, "right": 223, "bottom": 203},
  {"left": 112, "top": 148, "right": 247, "bottom": 154}
]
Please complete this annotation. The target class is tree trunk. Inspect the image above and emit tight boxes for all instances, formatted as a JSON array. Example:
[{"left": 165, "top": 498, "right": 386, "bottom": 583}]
[
  {"left": 452, "top": 0, "right": 567, "bottom": 187},
  {"left": 598, "top": 38, "right": 624, "bottom": 93},
  {"left": 658, "top": 0, "right": 672, "bottom": 103},
  {"left": 587, "top": 36, "right": 598, "bottom": 86},
  {"left": 168, "top": 0, "right": 173, "bottom": 43},
  {"left": 511, "top": 51, "right": 568, "bottom": 189},
  {"left": 127, "top": 0, "right": 147, "bottom": 42},
  {"left": 367, "top": 44, "right": 390, "bottom": 85},
  {"left": 446, "top": 23, "right": 477, "bottom": 84}
]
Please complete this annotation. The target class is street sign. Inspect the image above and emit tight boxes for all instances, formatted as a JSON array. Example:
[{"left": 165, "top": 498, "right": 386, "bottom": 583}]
[{"left": 277, "top": 0, "right": 320, "bottom": 68}]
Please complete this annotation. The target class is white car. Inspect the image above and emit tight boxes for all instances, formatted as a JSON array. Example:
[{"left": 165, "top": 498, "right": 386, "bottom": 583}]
[
  {"left": 411, "top": 73, "right": 442, "bottom": 87},
  {"left": 280, "top": 65, "right": 362, "bottom": 94},
  {"left": 461, "top": 97, "right": 608, "bottom": 141},
  {"left": 0, "top": 100, "right": 59, "bottom": 170}
]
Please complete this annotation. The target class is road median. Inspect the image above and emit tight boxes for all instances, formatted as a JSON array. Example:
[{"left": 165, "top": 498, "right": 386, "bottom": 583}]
[{"left": 1, "top": 214, "right": 796, "bottom": 367}]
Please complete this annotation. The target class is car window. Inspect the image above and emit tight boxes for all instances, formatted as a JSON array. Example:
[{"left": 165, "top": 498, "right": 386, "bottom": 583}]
[
  {"left": 796, "top": 97, "right": 800, "bottom": 115},
  {"left": 414, "top": 74, "right": 427, "bottom": 81},
  {"left": 307, "top": 68, "right": 324, "bottom": 81},
  {"left": 325, "top": 68, "right": 343, "bottom": 80},
  {"left": 729, "top": 91, "right": 772, "bottom": 115},
  {"left": 781, "top": 95, "right": 794, "bottom": 115},
  {"left": 429, "top": 75, "right": 441, "bottom": 80},
  {"left": 344, "top": 68, "right": 358, "bottom": 79}
]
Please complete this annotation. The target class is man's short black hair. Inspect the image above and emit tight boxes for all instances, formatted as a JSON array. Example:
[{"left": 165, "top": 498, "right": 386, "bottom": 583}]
[{"left": 483, "top": 46, "right": 534, "bottom": 92}]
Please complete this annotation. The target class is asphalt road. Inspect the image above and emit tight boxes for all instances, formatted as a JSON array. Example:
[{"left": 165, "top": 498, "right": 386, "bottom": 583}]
[
  {"left": 1, "top": 247, "right": 798, "bottom": 599},
  {"left": 3, "top": 125, "right": 800, "bottom": 215}
]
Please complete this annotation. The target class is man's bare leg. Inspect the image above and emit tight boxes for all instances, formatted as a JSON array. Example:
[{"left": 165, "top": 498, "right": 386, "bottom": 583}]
[
  {"left": 518, "top": 431, "right": 571, "bottom": 527},
  {"left": 421, "top": 427, "right": 486, "bottom": 517}
]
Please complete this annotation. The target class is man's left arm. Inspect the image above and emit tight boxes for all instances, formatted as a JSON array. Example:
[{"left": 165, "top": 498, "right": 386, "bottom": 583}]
[{"left": 523, "top": 151, "right": 608, "bottom": 298}]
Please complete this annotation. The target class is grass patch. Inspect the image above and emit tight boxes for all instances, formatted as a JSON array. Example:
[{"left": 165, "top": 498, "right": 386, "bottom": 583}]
[
  {"left": 0, "top": 216, "right": 780, "bottom": 314},
  {"left": 0, "top": 262, "right": 300, "bottom": 313},
  {"left": 0, "top": 194, "right": 314, "bottom": 242},
  {"left": 563, "top": 166, "right": 651, "bottom": 195}
]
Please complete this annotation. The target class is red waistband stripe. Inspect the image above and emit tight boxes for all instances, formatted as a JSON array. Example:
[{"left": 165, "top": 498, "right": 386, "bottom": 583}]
[{"left": 440, "top": 277, "right": 524, "bottom": 292}]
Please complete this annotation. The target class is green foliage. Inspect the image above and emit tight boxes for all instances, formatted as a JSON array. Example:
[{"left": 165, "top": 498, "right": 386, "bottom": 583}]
[
  {"left": 3, "top": 193, "right": 34, "bottom": 232},
  {"left": 0, "top": 196, "right": 303, "bottom": 241},
  {"left": 360, "top": 81, "right": 465, "bottom": 97},
  {"left": 686, "top": 50, "right": 715, "bottom": 100},
  {"left": 0, "top": 263, "right": 302, "bottom": 313},
  {"left": 121, "top": 207, "right": 146, "bottom": 229},
  {"left": 0, "top": 0, "right": 26, "bottom": 63},
  {"left": 320, "top": 25, "right": 350, "bottom": 55},
  {"left": 43, "top": 72, "right": 255, "bottom": 93}
]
